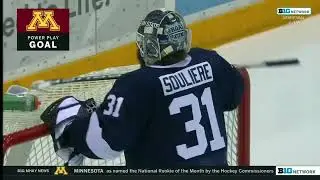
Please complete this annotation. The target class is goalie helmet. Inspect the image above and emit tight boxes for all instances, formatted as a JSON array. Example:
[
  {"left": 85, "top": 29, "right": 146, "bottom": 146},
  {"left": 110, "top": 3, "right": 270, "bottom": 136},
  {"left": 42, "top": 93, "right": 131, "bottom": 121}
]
[{"left": 136, "top": 9, "right": 192, "bottom": 66}]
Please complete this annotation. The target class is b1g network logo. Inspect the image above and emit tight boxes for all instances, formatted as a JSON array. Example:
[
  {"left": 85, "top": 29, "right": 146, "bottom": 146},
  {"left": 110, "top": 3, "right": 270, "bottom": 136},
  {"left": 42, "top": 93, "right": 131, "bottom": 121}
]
[
  {"left": 277, "top": 8, "right": 312, "bottom": 15},
  {"left": 276, "top": 166, "right": 320, "bottom": 175},
  {"left": 277, "top": 8, "right": 311, "bottom": 23},
  {"left": 16, "top": 9, "right": 69, "bottom": 51}
]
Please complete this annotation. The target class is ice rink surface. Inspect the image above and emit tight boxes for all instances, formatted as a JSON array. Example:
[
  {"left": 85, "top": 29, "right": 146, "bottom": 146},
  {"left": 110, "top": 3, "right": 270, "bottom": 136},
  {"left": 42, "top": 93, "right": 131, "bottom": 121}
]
[
  {"left": 249, "top": 44, "right": 320, "bottom": 165},
  {"left": 217, "top": 15, "right": 320, "bottom": 165}
]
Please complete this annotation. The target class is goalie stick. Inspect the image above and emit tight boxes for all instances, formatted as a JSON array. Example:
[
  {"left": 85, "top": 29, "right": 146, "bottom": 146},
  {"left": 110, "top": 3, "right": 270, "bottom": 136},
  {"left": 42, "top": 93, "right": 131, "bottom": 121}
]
[
  {"left": 31, "top": 58, "right": 300, "bottom": 90},
  {"left": 238, "top": 58, "right": 300, "bottom": 68}
]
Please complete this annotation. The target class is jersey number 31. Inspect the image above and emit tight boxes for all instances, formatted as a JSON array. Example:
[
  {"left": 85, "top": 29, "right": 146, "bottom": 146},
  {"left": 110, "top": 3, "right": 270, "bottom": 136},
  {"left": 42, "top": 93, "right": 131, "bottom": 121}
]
[{"left": 169, "top": 87, "right": 226, "bottom": 160}]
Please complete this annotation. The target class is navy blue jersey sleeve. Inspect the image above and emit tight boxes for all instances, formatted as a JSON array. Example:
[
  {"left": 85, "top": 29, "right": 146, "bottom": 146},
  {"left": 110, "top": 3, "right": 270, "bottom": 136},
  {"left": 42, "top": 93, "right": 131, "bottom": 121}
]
[
  {"left": 95, "top": 76, "right": 151, "bottom": 151},
  {"left": 211, "top": 51, "right": 244, "bottom": 111},
  {"left": 65, "top": 72, "right": 152, "bottom": 160}
]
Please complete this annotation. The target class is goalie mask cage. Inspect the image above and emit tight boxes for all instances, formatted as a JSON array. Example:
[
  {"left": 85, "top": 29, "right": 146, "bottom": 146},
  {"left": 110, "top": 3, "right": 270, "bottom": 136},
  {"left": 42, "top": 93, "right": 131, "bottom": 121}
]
[{"left": 3, "top": 66, "right": 250, "bottom": 166}]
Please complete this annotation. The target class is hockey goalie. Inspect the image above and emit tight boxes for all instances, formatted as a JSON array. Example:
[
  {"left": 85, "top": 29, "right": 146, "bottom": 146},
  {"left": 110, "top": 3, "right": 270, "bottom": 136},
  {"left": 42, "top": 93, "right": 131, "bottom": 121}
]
[{"left": 40, "top": 9, "right": 244, "bottom": 167}]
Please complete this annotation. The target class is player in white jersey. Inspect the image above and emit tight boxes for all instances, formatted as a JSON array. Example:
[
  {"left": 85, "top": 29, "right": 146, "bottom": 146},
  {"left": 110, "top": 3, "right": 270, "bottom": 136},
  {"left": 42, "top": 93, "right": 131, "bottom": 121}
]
[{"left": 41, "top": 9, "right": 244, "bottom": 167}]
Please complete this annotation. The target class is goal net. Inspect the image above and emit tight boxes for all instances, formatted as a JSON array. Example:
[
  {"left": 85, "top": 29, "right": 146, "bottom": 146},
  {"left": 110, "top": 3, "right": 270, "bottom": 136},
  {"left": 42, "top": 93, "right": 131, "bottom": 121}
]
[{"left": 3, "top": 65, "right": 250, "bottom": 166}]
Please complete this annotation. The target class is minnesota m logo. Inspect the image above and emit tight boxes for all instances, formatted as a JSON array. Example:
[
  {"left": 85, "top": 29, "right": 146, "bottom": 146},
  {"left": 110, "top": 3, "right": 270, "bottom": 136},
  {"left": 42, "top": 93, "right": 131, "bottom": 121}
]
[
  {"left": 54, "top": 166, "right": 68, "bottom": 175},
  {"left": 26, "top": 10, "right": 60, "bottom": 31}
]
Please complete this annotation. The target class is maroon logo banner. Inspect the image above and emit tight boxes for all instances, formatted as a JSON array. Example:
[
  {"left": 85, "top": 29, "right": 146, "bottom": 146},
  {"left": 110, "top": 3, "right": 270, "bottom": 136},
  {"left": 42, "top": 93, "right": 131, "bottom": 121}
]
[{"left": 17, "top": 9, "right": 69, "bottom": 50}]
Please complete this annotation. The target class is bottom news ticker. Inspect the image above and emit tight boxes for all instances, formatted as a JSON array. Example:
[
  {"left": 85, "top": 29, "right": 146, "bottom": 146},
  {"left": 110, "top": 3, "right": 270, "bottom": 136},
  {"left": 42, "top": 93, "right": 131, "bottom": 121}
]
[{"left": 4, "top": 166, "right": 320, "bottom": 176}]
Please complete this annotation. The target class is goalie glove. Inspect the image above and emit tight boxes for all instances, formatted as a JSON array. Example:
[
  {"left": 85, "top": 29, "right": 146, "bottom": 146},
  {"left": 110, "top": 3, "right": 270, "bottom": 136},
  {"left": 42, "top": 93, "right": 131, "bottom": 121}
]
[{"left": 40, "top": 96, "right": 97, "bottom": 166}]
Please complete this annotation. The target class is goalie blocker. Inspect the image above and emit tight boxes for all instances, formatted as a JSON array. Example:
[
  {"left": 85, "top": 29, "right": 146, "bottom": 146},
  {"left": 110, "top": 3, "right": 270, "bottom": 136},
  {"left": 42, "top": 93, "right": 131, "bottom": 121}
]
[{"left": 40, "top": 48, "right": 244, "bottom": 167}]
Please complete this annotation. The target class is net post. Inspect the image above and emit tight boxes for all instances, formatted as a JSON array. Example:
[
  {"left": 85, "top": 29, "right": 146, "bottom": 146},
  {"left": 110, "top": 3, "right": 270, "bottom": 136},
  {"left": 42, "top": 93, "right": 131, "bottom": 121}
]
[
  {"left": 3, "top": 123, "right": 50, "bottom": 154},
  {"left": 237, "top": 68, "right": 251, "bottom": 166}
]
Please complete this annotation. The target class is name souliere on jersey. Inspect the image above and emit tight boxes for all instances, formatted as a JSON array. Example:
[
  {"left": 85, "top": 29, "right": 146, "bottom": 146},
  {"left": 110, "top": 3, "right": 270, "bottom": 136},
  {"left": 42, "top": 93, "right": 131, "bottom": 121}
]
[{"left": 159, "top": 62, "right": 213, "bottom": 96}]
